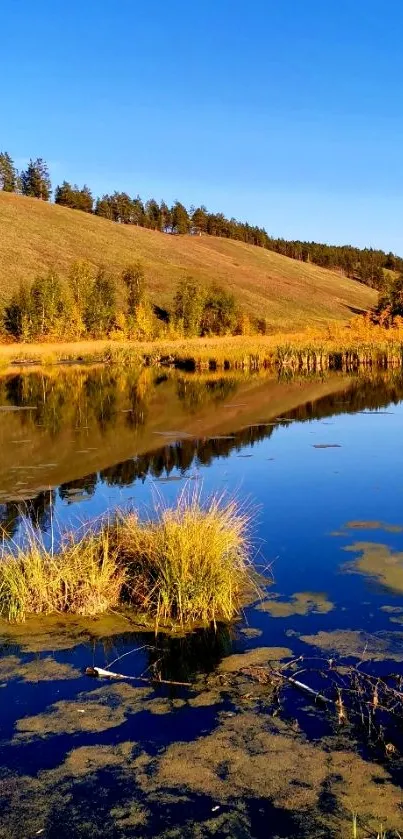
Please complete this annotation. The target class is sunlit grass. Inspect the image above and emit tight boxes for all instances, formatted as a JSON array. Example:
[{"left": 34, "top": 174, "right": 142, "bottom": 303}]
[
  {"left": 1, "top": 317, "right": 403, "bottom": 371},
  {"left": 0, "top": 490, "right": 258, "bottom": 627},
  {"left": 0, "top": 523, "right": 125, "bottom": 623},
  {"left": 115, "top": 488, "right": 256, "bottom": 628}
]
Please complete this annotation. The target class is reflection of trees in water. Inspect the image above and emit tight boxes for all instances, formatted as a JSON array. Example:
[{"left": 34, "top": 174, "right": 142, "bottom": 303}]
[
  {"left": 100, "top": 460, "right": 144, "bottom": 487},
  {"left": 1, "top": 367, "right": 156, "bottom": 439},
  {"left": 59, "top": 473, "right": 98, "bottom": 502},
  {"left": 84, "top": 371, "right": 118, "bottom": 434},
  {"left": 176, "top": 376, "right": 238, "bottom": 413},
  {"left": 0, "top": 489, "right": 56, "bottom": 540},
  {"left": 3, "top": 370, "right": 403, "bottom": 528},
  {"left": 5, "top": 373, "right": 69, "bottom": 437},
  {"left": 124, "top": 368, "right": 152, "bottom": 430},
  {"left": 0, "top": 501, "right": 20, "bottom": 539},
  {"left": 281, "top": 373, "right": 403, "bottom": 424},
  {"left": 81, "top": 372, "right": 403, "bottom": 491}
]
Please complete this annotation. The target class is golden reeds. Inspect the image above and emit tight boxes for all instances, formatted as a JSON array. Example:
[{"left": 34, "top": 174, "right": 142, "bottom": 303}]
[
  {"left": 115, "top": 488, "right": 255, "bottom": 628},
  {"left": 1, "top": 317, "right": 403, "bottom": 371},
  {"left": 0, "top": 490, "right": 257, "bottom": 627}
]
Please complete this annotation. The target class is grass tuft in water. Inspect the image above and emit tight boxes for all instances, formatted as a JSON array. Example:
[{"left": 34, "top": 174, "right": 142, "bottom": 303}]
[
  {"left": 0, "top": 523, "right": 125, "bottom": 623},
  {"left": 0, "top": 489, "right": 257, "bottom": 626},
  {"left": 116, "top": 488, "right": 255, "bottom": 628}
]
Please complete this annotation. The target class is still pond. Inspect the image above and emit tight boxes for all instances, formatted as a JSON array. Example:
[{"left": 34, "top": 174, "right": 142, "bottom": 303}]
[{"left": 1, "top": 366, "right": 403, "bottom": 838}]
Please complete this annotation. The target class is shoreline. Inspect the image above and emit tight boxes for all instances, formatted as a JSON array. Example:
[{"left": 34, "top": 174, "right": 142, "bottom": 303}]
[{"left": 1, "top": 325, "right": 403, "bottom": 371}]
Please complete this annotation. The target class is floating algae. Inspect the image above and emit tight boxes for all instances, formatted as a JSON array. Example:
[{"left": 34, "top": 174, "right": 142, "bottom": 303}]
[{"left": 258, "top": 591, "right": 334, "bottom": 619}]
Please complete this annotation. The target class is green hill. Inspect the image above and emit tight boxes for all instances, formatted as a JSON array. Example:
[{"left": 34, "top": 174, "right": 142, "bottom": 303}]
[{"left": 0, "top": 192, "right": 377, "bottom": 331}]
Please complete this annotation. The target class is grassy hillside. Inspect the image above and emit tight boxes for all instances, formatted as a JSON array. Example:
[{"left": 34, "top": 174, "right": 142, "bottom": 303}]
[{"left": 0, "top": 192, "right": 377, "bottom": 330}]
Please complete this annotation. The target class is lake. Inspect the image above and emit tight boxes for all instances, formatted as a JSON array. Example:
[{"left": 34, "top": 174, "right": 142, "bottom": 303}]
[{"left": 1, "top": 366, "right": 403, "bottom": 838}]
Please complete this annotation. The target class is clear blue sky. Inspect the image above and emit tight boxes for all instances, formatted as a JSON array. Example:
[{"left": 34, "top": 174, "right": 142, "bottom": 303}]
[{"left": 2, "top": 1, "right": 403, "bottom": 252}]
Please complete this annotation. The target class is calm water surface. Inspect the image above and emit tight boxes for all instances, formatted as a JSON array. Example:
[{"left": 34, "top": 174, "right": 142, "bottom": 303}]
[{"left": 1, "top": 367, "right": 403, "bottom": 838}]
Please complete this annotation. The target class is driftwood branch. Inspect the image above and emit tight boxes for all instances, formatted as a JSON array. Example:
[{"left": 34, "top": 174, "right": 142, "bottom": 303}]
[{"left": 85, "top": 665, "right": 192, "bottom": 688}]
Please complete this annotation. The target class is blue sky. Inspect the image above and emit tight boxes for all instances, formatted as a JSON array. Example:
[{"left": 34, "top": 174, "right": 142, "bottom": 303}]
[{"left": 2, "top": 0, "right": 403, "bottom": 252}]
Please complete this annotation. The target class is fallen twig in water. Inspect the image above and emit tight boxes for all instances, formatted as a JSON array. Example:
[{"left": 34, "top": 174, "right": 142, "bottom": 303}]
[
  {"left": 269, "top": 667, "right": 332, "bottom": 706},
  {"left": 85, "top": 665, "right": 192, "bottom": 688}
]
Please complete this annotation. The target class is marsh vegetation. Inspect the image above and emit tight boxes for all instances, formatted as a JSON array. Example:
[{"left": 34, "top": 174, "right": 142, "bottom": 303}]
[{"left": 0, "top": 490, "right": 256, "bottom": 627}]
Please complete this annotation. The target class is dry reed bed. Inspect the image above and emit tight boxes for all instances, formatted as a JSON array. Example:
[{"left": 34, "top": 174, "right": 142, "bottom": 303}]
[
  {"left": 0, "top": 491, "right": 258, "bottom": 627},
  {"left": 1, "top": 320, "right": 403, "bottom": 371}
]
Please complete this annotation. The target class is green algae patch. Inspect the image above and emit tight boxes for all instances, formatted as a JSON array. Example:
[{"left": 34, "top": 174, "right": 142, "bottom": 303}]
[
  {"left": 218, "top": 646, "right": 292, "bottom": 673},
  {"left": 14, "top": 682, "right": 153, "bottom": 741},
  {"left": 0, "top": 610, "right": 151, "bottom": 654},
  {"left": 3, "top": 689, "right": 403, "bottom": 837},
  {"left": 343, "top": 541, "right": 403, "bottom": 594},
  {"left": 145, "top": 710, "right": 403, "bottom": 835},
  {"left": 257, "top": 591, "right": 334, "bottom": 618},
  {"left": 188, "top": 689, "right": 223, "bottom": 708},
  {"left": 0, "top": 741, "right": 144, "bottom": 839},
  {"left": 381, "top": 605, "right": 403, "bottom": 625},
  {"left": 0, "top": 654, "right": 79, "bottom": 683},
  {"left": 239, "top": 626, "right": 263, "bottom": 638},
  {"left": 299, "top": 628, "right": 403, "bottom": 662},
  {"left": 13, "top": 681, "right": 194, "bottom": 743},
  {"left": 61, "top": 741, "right": 136, "bottom": 778},
  {"left": 345, "top": 520, "right": 403, "bottom": 532},
  {"left": 109, "top": 802, "right": 148, "bottom": 831}
]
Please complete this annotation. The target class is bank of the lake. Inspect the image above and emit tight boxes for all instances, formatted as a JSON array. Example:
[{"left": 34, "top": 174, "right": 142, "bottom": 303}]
[{"left": 2, "top": 320, "right": 403, "bottom": 371}]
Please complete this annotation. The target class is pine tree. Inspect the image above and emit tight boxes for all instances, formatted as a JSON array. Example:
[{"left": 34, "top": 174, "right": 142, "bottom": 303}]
[
  {"left": 191, "top": 206, "right": 208, "bottom": 235},
  {"left": 0, "top": 151, "right": 17, "bottom": 192},
  {"left": 21, "top": 158, "right": 51, "bottom": 200},
  {"left": 145, "top": 199, "right": 161, "bottom": 230},
  {"left": 95, "top": 195, "right": 114, "bottom": 219},
  {"left": 55, "top": 182, "right": 93, "bottom": 213},
  {"left": 160, "top": 201, "right": 172, "bottom": 232},
  {"left": 55, "top": 181, "right": 75, "bottom": 206},
  {"left": 77, "top": 185, "right": 93, "bottom": 213},
  {"left": 131, "top": 195, "right": 145, "bottom": 226},
  {"left": 171, "top": 201, "right": 190, "bottom": 234}
]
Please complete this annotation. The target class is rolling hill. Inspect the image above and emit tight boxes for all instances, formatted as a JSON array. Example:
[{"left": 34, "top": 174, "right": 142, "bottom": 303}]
[{"left": 0, "top": 192, "right": 377, "bottom": 330}]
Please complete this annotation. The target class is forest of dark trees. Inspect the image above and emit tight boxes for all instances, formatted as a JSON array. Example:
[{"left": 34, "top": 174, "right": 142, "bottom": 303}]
[{"left": 1, "top": 149, "right": 402, "bottom": 292}]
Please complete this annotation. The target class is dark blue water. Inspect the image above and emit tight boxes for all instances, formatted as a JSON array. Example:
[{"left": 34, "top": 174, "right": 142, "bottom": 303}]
[{"left": 1, "top": 368, "right": 403, "bottom": 837}]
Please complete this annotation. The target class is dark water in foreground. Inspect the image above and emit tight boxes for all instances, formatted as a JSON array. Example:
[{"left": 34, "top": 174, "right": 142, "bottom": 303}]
[{"left": 1, "top": 367, "right": 403, "bottom": 837}]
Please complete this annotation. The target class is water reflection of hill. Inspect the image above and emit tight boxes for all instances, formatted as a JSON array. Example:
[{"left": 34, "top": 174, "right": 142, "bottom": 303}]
[{"left": 1, "top": 368, "right": 403, "bottom": 537}]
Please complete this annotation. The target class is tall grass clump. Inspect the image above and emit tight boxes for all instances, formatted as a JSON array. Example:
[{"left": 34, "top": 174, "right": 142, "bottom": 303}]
[
  {"left": 0, "top": 490, "right": 258, "bottom": 626},
  {"left": 0, "top": 523, "right": 125, "bottom": 622},
  {"left": 116, "top": 488, "right": 256, "bottom": 627}
]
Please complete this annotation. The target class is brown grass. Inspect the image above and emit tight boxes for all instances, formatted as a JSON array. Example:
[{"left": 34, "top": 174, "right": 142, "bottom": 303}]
[{"left": 0, "top": 192, "right": 376, "bottom": 330}]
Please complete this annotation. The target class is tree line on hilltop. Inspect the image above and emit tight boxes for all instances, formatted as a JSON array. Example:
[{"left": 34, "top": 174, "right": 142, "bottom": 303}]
[
  {"left": 2, "top": 261, "right": 258, "bottom": 342},
  {"left": 1, "top": 150, "right": 402, "bottom": 293}
]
